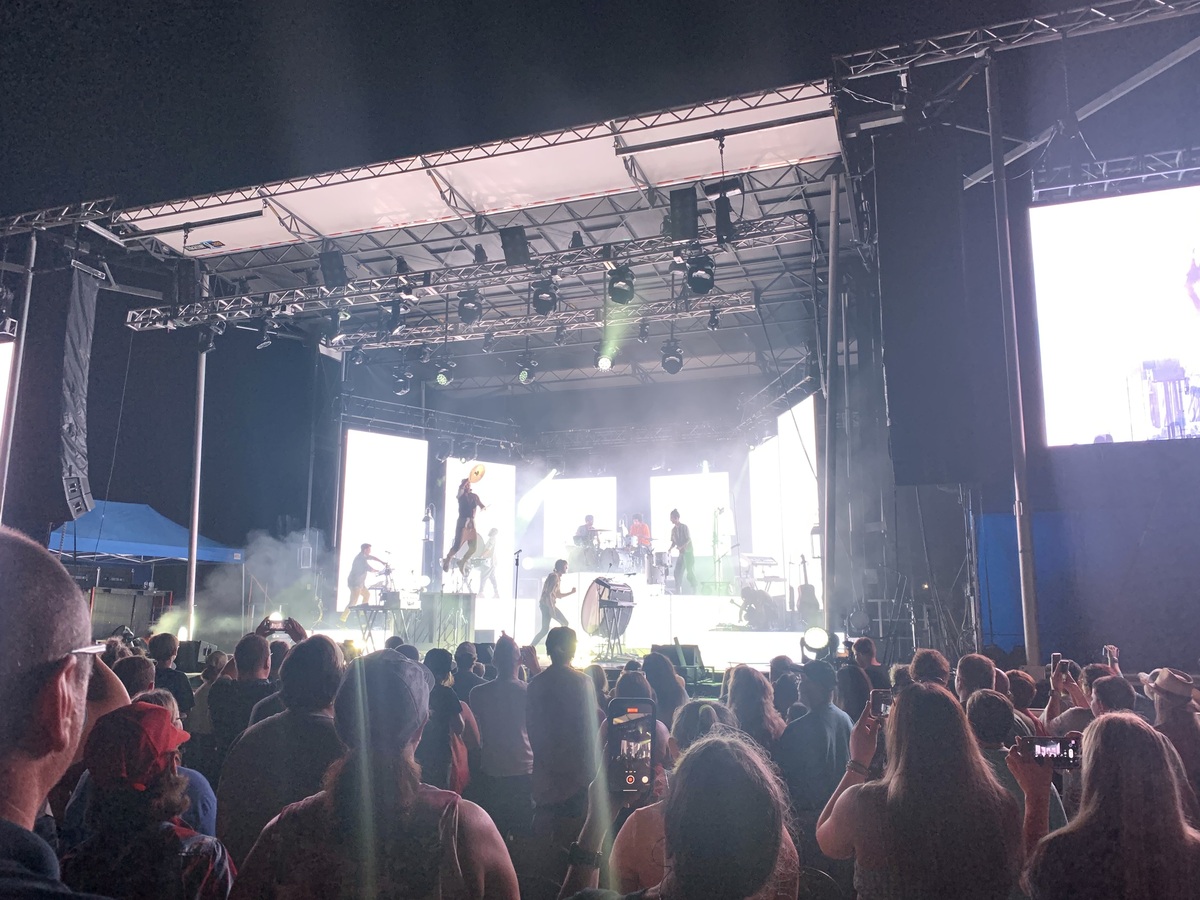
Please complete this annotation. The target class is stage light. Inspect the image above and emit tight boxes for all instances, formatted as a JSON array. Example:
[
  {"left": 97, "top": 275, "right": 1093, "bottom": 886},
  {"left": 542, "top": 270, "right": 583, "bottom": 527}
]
[
  {"left": 637, "top": 320, "right": 650, "bottom": 344},
  {"left": 707, "top": 307, "right": 720, "bottom": 331},
  {"left": 531, "top": 280, "right": 558, "bottom": 315},
  {"left": 516, "top": 354, "right": 538, "bottom": 384},
  {"left": 570, "top": 230, "right": 585, "bottom": 249},
  {"left": 393, "top": 379, "right": 411, "bottom": 397},
  {"left": 419, "top": 344, "right": 435, "bottom": 364},
  {"left": 458, "top": 289, "right": 483, "bottom": 325},
  {"left": 473, "top": 244, "right": 487, "bottom": 264},
  {"left": 715, "top": 195, "right": 736, "bottom": 245},
  {"left": 660, "top": 341, "right": 684, "bottom": 375},
  {"left": 197, "top": 323, "right": 221, "bottom": 354},
  {"left": 703, "top": 176, "right": 744, "bottom": 199},
  {"left": 435, "top": 440, "right": 452, "bottom": 463},
  {"left": 436, "top": 366, "right": 454, "bottom": 386},
  {"left": 255, "top": 320, "right": 275, "bottom": 350},
  {"left": 595, "top": 346, "right": 614, "bottom": 371},
  {"left": 349, "top": 346, "right": 367, "bottom": 366},
  {"left": 608, "top": 265, "right": 635, "bottom": 305},
  {"left": 481, "top": 331, "right": 496, "bottom": 353},
  {"left": 802, "top": 626, "right": 833, "bottom": 659},
  {"left": 686, "top": 255, "right": 715, "bottom": 294},
  {"left": 554, "top": 324, "right": 566, "bottom": 346}
]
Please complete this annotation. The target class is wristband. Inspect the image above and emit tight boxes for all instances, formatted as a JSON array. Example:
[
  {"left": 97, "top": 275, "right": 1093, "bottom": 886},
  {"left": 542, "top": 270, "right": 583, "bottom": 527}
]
[
  {"left": 567, "top": 842, "right": 603, "bottom": 868},
  {"left": 846, "top": 759, "right": 870, "bottom": 777}
]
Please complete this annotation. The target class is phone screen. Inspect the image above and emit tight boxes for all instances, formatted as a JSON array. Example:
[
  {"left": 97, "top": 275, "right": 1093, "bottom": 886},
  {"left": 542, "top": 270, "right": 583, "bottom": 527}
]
[
  {"left": 607, "top": 699, "right": 656, "bottom": 796},
  {"left": 870, "top": 689, "right": 892, "bottom": 718},
  {"left": 1050, "top": 652, "right": 1062, "bottom": 672},
  {"left": 1020, "top": 735, "right": 1082, "bottom": 770}
]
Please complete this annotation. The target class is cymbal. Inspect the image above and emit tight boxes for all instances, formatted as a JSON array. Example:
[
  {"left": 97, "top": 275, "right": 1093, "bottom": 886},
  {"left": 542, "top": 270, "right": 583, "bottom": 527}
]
[{"left": 469, "top": 463, "right": 486, "bottom": 483}]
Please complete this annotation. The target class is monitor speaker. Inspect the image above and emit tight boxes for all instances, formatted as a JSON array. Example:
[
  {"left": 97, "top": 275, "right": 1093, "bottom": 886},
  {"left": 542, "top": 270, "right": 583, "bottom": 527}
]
[
  {"left": 669, "top": 188, "right": 698, "bottom": 242},
  {"left": 499, "top": 227, "right": 531, "bottom": 266}
]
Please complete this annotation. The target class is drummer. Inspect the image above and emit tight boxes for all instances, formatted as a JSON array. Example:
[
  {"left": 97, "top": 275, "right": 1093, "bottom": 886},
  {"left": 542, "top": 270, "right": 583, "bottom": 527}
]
[
  {"left": 629, "top": 513, "right": 652, "bottom": 556},
  {"left": 574, "top": 515, "right": 600, "bottom": 547}
]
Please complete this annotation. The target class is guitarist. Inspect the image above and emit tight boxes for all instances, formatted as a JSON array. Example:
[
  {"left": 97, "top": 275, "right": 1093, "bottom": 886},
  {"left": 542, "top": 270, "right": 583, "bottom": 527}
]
[{"left": 532, "top": 559, "right": 575, "bottom": 647}]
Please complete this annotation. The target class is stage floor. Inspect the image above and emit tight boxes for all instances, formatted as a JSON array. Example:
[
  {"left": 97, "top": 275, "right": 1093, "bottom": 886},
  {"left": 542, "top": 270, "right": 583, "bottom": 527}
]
[{"left": 321, "top": 568, "right": 808, "bottom": 672}]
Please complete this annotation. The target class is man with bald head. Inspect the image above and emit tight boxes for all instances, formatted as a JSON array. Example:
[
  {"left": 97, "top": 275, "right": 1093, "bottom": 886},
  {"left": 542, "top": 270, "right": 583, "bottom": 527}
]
[{"left": 0, "top": 526, "right": 108, "bottom": 897}]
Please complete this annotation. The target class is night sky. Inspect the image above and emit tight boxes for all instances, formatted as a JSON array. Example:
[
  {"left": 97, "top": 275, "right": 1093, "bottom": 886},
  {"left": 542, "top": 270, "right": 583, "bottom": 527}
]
[{"left": 3, "top": 0, "right": 1199, "bottom": 549}]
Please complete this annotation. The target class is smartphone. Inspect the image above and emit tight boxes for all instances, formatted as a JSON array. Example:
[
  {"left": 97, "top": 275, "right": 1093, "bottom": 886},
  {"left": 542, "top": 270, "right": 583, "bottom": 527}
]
[
  {"left": 607, "top": 697, "right": 656, "bottom": 796},
  {"left": 1050, "top": 652, "right": 1062, "bottom": 673},
  {"left": 267, "top": 620, "right": 288, "bottom": 633},
  {"left": 1018, "top": 735, "right": 1082, "bottom": 770},
  {"left": 870, "top": 689, "right": 893, "bottom": 718}
]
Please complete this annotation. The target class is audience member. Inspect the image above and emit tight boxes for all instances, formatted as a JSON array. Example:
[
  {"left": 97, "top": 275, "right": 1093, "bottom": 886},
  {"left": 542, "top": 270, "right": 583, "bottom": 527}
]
[
  {"left": 190, "top": 651, "right": 228, "bottom": 736},
  {"left": 113, "top": 654, "right": 156, "bottom": 697},
  {"left": 584, "top": 664, "right": 610, "bottom": 704},
  {"left": 776, "top": 661, "right": 853, "bottom": 825},
  {"left": 966, "top": 689, "right": 1067, "bottom": 833},
  {"left": 267, "top": 640, "right": 288, "bottom": 682},
  {"left": 1007, "top": 668, "right": 1048, "bottom": 736},
  {"left": 1013, "top": 712, "right": 1200, "bottom": 899},
  {"left": 768, "top": 655, "right": 794, "bottom": 683},
  {"left": 208, "top": 634, "right": 277, "bottom": 768},
  {"left": 1090, "top": 673, "right": 1136, "bottom": 715},
  {"left": 955, "top": 652, "right": 997, "bottom": 703},
  {"left": 607, "top": 672, "right": 672, "bottom": 771},
  {"left": 817, "top": 682, "right": 1021, "bottom": 899},
  {"left": 1141, "top": 667, "right": 1200, "bottom": 801},
  {"left": 526, "top": 627, "right": 601, "bottom": 879},
  {"left": 621, "top": 660, "right": 641, "bottom": 672},
  {"left": 62, "top": 688, "right": 217, "bottom": 852},
  {"left": 890, "top": 664, "right": 913, "bottom": 690},
  {"left": 231, "top": 649, "right": 519, "bottom": 899},
  {"left": 852, "top": 637, "right": 891, "bottom": 691},
  {"left": 993, "top": 667, "right": 1012, "bottom": 698},
  {"left": 1044, "top": 662, "right": 1114, "bottom": 733},
  {"left": 454, "top": 642, "right": 486, "bottom": 704},
  {"left": 60, "top": 702, "right": 234, "bottom": 899},
  {"left": 100, "top": 636, "right": 133, "bottom": 670},
  {"left": 417, "top": 647, "right": 474, "bottom": 793},
  {"left": 641, "top": 652, "right": 688, "bottom": 729},
  {"left": 910, "top": 647, "right": 951, "bottom": 686},
  {"left": 728, "top": 665, "right": 786, "bottom": 753},
  {"left": 835, "top": 663, "right": 871, "bottom": 722},
  {"left": 217, "top": 636, "right": 346, "bottom": 866},
  {"left": 771, "top": 671, "right": 804, "bottom": 722},
  {"left": 470, "top": 635, "right": 535, "bottom": 840},
  {"left": 560, "top": 732, "right": 799, "bottom": 900},
  {"left": 147, "top": 632, "right": 196, "bottom": 723},
  {"left": 0, "top": 527, "right": 110, "bottom": 899}
]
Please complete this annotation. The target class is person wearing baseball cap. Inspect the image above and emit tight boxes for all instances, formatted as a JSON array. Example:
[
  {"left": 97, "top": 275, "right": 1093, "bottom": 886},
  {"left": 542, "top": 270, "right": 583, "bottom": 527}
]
[
  {"left": 232, "top": 649, "right": 519, "bottom": 899},
  {"left": 1140, "top": 667, "right": 1200, "bottom": 799},
  {"left": 60, "top": 702, "right": 234, "bottom": 899}
]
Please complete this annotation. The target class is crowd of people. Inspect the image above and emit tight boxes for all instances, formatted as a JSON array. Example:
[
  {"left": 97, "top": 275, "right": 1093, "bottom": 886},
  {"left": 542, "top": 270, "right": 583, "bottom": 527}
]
[{"left": 4, "top": 525, "right": 1200, "bottom": 899}]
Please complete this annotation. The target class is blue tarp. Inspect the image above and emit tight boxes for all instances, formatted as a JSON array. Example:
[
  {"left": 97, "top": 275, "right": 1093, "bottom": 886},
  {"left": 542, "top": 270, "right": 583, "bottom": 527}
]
[{"left": 48, "top": 500, "right": 243, "bottom": 564}]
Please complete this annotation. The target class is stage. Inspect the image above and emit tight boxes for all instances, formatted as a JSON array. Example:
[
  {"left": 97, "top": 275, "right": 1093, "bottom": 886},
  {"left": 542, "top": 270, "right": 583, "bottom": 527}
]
[{"left": 321, "top": 566, "right": 814, "bottom": 672}]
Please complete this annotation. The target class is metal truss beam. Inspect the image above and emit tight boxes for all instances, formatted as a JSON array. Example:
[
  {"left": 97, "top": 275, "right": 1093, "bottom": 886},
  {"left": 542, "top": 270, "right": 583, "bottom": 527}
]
[
  {"left": 339, "top": 395, "right": 521, "bottom": 447},
  {"left": 531, "top": 420, "right": 742, "bottom": 452},
  {"left": 833, "top": 0, "right": 1200, "bottom": 81},
  {"left": 125, "top": 213, "right": 814, "bottom": 331},
  {"left": 1032, "top": 147, "right": 1200, "bottom": 200},
  {"left": 0, "top": 198, "right": 118, "bottom": 238},
  {"left": 115, "top": 82, "right": 832, "bottom": 221}
]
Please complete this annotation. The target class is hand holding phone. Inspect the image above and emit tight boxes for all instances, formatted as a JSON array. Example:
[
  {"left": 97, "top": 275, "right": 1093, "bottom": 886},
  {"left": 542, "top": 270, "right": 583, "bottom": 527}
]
[
  {"left": 1016, "top": 735, "right": 1082, "bottom": 770},
  {"left": 607, "top": 697, "right": 656, "bottom": 798},
  {"left": 870, "top": 689, "right": 892, "bottom": 719}
]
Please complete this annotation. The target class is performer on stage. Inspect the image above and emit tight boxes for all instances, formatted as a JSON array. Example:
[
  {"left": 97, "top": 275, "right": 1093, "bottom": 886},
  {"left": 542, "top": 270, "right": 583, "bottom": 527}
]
[
  {"left": 443, "top": 477, "right": 485, "bottom": 574},
  {"left": 629, "top": 512, "right": 652, "bottom": 552},
  {"left": 476, "top": 527, "right": 500, "bottom": 598},
  {"left": 574, "top": 515, "right": 598, "bottom": 545},
  {"left": 341, "top": 542, "right": 385, "bottom": 622},
  {"left": 532, "top": 559, "right": 575, "bottom": 647},
  {"left": 669, "top": 508, "right": 697, "bottom": 595}
]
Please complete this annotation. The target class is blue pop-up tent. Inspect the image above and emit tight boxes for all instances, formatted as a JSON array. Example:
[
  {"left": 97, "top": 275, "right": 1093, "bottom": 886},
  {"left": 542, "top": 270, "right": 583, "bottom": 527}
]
[{"left": 48, "top": 500, "right": 243, "bottom": 564}]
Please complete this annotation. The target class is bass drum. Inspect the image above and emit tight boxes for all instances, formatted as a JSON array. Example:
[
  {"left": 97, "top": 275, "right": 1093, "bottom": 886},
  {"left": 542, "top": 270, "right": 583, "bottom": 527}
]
[
  {"left": 580, "top": 579, "right": 603, "bottom": 636},
  {"left": 599, "top": 548, "right": 635, "bottom": 573}
]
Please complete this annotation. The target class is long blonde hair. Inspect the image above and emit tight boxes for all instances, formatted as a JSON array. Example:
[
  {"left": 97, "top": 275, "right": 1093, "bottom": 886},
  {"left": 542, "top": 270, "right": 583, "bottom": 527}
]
[
  {"left": 860, "top": 682, "right": 1019, "bottom": 899},
  {"left": 1030, "top": 712, "right": 1200, "bottom": 898}
]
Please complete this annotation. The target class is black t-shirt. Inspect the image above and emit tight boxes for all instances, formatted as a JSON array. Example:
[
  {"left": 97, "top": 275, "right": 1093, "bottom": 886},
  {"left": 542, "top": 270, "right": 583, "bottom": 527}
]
[
  {"left": 154, "top": 664, "right": 196, "bottom": 715},
  {"left": 208, "top": 678, "right": 277, "bottom": 753},
  {"left": 862, "top": 664, "right": 891, "bottom": 691},
  {"left": 0, "top": 818, "right": 110, "bottom": 899},
  {"left": 453, "top": 670, "right": 486, "bottom": 705}
]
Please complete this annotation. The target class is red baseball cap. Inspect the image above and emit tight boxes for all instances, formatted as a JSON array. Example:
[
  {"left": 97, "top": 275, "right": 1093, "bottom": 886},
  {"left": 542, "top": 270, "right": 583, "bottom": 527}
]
[{"left": 84, "top": 701, "right": 189, "bottom": 791}]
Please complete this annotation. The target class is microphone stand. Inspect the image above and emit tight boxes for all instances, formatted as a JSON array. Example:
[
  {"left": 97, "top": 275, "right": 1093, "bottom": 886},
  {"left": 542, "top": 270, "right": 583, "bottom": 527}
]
[{"left": 512, "top": 549, "right": 522, "bottom": 638}]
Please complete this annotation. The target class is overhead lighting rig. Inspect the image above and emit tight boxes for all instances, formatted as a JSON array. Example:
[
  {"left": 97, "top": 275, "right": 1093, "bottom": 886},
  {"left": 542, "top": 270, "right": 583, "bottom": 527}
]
[
  {"left": 531, "top": 280, "right": 558, "bottom": 315},
  {"left": 607, "top": 264, "right": 636, "bottom": 305},
  {"left": 686, "top": 255, "right": 716, "bottom": 294}
]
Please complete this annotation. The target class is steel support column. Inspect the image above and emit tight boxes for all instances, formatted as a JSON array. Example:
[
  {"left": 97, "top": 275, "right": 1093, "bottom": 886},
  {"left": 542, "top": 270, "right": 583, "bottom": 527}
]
[
  {"left": 186, "top": 277, "right": 209, "bottom": 641},
  {"left": 985, "top": 57, "right": 1041, "bottom": 665},
  {"left": 0, "top": 232, "right": 37, "bottom": 521},
  {"left": 821, "top": 174, "right": 842, "bottom": 633}
]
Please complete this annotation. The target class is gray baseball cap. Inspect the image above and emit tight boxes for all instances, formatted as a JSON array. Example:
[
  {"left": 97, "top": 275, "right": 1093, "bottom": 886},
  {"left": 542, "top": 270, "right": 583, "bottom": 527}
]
[{"left": 334, "top": 649, "right": 434, "bottom": 749}]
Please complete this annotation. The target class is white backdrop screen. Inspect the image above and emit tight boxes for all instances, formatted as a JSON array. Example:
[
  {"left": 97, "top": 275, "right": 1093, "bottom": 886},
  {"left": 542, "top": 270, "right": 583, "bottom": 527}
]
[
  {"left": 338, "top": 430, "right": 428, "bottom": 610},
  {"left": 542, "top": 477, "right": 616, "bottom": 557}
]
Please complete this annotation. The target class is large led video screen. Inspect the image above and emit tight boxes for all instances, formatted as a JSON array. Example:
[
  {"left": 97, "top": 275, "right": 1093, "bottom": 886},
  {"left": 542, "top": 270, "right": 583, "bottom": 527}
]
[
  {"left": 337, "top": 430, "right": 428, "bottom": 611},
  {"left": 1030, "top": 185, "right": 1200, "bottom": 446}
]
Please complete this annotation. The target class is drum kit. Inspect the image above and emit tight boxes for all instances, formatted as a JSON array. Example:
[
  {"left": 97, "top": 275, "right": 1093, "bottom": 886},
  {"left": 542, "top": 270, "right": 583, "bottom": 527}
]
[{"left": 569, "top": 527, "right": 669, "bottom": 582}]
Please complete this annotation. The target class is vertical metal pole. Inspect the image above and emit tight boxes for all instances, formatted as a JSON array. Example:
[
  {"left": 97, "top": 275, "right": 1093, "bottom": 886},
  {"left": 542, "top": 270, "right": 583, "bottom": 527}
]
[
  {"left": 186, "top": 270, "right": 208, "bottom": 641},
  {"left": 821, "top": 174, "right": 842, "bottom": 634},
  {"left": 985, "top": 56, "right": 1040, "bottom": 665},
  {"left": 0, "top": 232, "right": 37, "bottom": 521}
]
